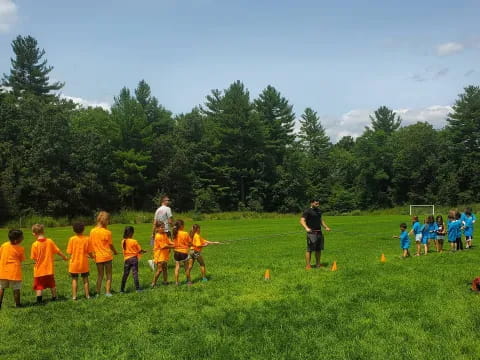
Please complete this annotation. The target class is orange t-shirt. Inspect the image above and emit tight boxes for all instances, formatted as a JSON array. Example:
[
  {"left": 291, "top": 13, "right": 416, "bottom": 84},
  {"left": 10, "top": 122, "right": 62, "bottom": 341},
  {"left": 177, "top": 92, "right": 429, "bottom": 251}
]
[
  {"left": 154, "top": 232, "right": 173, "bottom": 263},
  {"left": 0, "top": 242, "right": 26, "bottom": 281},
  {"left": 122, "top": 238, "right": 142, "bottom": 260},
  {"left": 89, "top": 227, "right": 113, "bottom": 263},
  {"left": 67, "top": 234, "right": 92, "bottom": 273},
  {"left": 192, "top": 233, "right": 207, "bottom": 252},
  {"left": 30, "top": 238, "right": 60, "bottom": 277},
  {"left": 174, "top": 231, "right": 191, "bottom": 254}
]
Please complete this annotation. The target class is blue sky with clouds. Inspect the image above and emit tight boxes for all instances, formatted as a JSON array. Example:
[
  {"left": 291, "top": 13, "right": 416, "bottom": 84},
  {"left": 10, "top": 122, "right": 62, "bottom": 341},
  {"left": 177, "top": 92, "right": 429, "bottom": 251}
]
[{"left": 0, "top": 0, "right": 479, "bottom": 140}]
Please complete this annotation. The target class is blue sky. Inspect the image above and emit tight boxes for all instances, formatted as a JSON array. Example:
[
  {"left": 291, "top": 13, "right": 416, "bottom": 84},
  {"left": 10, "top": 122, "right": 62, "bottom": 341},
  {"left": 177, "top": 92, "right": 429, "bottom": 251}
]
[{"left": 0, "top": 0, "right": 479, "bottom": 140}]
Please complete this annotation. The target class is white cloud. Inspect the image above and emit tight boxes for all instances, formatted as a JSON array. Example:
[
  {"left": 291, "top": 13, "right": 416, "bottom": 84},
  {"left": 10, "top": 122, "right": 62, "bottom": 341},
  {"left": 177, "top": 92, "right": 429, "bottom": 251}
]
[
  {"left": 0, "top": 0, "right": 18, "bottom": 33},
  {"left": 436, "top": 42, "right": 465, "bottom": 56},
  {"left": 62, "top": 95, "right": 111, "bottom": 111},
  {"left": 321, "top": 105, "right": 452, "bottom": 143}
]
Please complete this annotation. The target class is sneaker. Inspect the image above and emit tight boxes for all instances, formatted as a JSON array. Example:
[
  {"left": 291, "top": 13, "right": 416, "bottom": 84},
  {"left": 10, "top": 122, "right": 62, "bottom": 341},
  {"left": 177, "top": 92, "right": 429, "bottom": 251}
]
[
  {"left": 72, "top": 297, "right": 77, "bottom": 301},
  {"left": 186, "top": 281, "right": 193, "bottom": 286},
  {"left": 314, "top": 264, "right": 322, "bottom": 268},
  {"left": 162, "top": 281, "right": 169, "bottom": 286},
  {"left": 150, "top": 283, "right": 155, "bottom": 289},
  {"left": 148, "top": 259, "right": 155, "bottom": 271},
  {"left": 105, "top": 293, "right": 113, "bottom": 297},
  {"left": 201, "top": 278, "right": 208, "bottom": 282},
  {"left": 305, "top": 265, "right": 312, "bottom": 270}
]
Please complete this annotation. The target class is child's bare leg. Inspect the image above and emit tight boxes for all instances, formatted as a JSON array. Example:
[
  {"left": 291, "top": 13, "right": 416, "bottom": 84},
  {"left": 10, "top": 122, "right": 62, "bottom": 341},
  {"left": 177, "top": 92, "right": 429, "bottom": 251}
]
[
  {"left": 51, "top": 287, "right": 57, "bottom": 299},
  {"left": 152, "top": 263, "right": 163, "bottom": 286},
  {"left": 438, "top": 240, "right": 443, "bottom": 252},
  {"left": 96, "top": 262, "right": 105, "bottom": 294},
  {"left": 184, "top": 262, "right": 191, "bottom": 283},
  {"left": 174, "top": 262, "right": 180, "bottom": 284},
  {"left": 197, "top": 256, "right": 207, "bottom": 278},
  {"left": 416, "top": 242, "right": 421, "bottom": 255},
  {"left": 83, "top": 277, "right": 90, "bottom": 298},
  {"left": 72, "top": 278, "right": 78, "bottom": 299},
  {"left": 105, "top": 261, "right": 113, "bottom": 294},
  {"left": 305, "top": 251, "right": 312, "bottom": 267},
  {"left": 423, "top": 244, "right": 428, "bottom": 255},
  {"left": 162, "top": 263, "right": 168, "bottom": 283},
  {"left": 13, "top": 289, "right": 20, "bottom": 306}
]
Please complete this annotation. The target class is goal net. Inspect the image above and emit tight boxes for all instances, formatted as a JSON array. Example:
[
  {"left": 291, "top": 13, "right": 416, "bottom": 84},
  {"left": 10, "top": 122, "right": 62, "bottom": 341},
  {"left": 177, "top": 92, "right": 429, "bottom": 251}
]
[{"left": 409, "top": 204, "right": 435, "bottom": 216}]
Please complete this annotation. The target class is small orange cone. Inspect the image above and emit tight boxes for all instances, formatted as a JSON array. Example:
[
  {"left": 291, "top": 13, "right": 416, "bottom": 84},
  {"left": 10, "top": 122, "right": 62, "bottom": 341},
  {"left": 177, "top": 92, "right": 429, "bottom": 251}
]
[
  {"left": 331, "top": 261, "right": 337, "bottom": 271},
  {"left": 264, "top": 269, "right": 271, "bottom": 280},
  {"left": 380, "top": 253, "right": 386, "bottom": 263}
]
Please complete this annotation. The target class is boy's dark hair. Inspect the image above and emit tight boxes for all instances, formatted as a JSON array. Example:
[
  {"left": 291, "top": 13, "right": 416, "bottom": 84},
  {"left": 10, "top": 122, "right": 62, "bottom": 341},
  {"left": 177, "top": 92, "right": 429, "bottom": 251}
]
[
  {"left": 426, "top": 215, "right": 434, "bottom": 224},
  {"left": 310, "top": 199, "right": 320, "bottom": 203},
  {"left": 455, "top": 211, "right": 461, "bottom": 220},
  {"left": 8, "top": 229, "right": 23, "bottom": 243},
  {"left": 73, "top": 222, "right": 85, "bottom": 234},
  {"left": 400, "top": 223, "right": 407, "bottom": 229},
  {"left": 466, "top": 207, "right": 472, "bottom": 216},
  {"left": 412, "top": 216, "right": 419, "bottom": 221}
]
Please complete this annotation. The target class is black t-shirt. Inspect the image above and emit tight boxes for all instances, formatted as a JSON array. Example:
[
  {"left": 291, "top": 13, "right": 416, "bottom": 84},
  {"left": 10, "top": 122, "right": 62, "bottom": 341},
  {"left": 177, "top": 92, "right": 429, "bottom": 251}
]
[{"left": 302, "top": 207, "right": 322, "bottom": 231}]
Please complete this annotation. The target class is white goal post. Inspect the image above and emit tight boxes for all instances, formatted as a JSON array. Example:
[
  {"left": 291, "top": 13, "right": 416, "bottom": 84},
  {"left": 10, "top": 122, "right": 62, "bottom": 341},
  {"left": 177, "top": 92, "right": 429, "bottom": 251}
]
[{"left": 409, "top": 204, "right": 435, "bottom": 216}]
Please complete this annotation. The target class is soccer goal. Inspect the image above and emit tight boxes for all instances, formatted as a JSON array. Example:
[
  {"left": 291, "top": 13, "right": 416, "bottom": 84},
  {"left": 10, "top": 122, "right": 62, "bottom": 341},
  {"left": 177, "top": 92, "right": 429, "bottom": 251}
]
[{"left": 409, "top": 204, "right": 435, "bottom": 216}]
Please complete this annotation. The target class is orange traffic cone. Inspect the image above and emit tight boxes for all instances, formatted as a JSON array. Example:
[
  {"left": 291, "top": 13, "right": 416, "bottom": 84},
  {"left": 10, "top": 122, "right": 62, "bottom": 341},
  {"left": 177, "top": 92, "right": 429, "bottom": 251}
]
[
  {"left": 380, "top": 253, "right": 386, "bottom": 263},
  {"left": 331, "top": 261, "right": 337, "bottom": 271},
  {"left": 264, "top": 269, "right": 271, "bottom": 280}
]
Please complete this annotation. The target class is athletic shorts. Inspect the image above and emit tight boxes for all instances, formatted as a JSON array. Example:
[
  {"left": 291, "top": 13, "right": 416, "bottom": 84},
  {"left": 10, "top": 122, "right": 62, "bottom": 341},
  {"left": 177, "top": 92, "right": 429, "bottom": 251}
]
[
  {"left": 96, "top": 260, "right": 112, "bottom": 266},
  {"left": 306, "top": 232, "right": 324, "bottom": 252},
  {"left": 421, "top": 236, "right": 428, "bottom": 245},
  {"left": 401, "top": 241, "right": 410, "bottom": 250},
  {"left": 33, "top": 275, "right": 56, "bottom": 290},
  {"left": 0, "top": 279, "right": 22, "bottom": 290},
  {"left": 466, "top": 236, "right": 473, "bottom": 241},
  {"left": 189, "top": 250, "right": 202, "bottom": 259},
  {"left": 415, "top": 234, "right": 422, "bottom": 242},
  {"left": 70, "top": 272, "right": 89, "bottom": 278},
  {"left": 174, "top": 251, "right": 190, "bottom": 262},
  {"left": 437, "top": 235, "right": 445, "bottom": 241}
]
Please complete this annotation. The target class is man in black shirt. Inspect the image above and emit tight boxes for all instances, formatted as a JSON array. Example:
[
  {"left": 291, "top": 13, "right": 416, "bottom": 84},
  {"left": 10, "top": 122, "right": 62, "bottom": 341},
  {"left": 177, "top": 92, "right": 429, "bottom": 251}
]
[{"left": 300, "top": 199, "right": 331, "bottom": 269}]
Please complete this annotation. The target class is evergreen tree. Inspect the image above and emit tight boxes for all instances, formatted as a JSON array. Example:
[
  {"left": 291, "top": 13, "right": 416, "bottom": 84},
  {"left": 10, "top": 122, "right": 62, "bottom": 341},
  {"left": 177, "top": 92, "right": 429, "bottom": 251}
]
[
  {"left": 2, "top": 35, "right": 64, "bottom": 96},
  {"left": 368, "top": 106, "right": 401, "bottom": 134}
]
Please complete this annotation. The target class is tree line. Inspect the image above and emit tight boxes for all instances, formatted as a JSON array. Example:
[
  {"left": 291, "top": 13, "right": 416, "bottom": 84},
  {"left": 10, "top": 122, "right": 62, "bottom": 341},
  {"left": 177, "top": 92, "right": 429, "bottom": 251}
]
[{"left": 0, "top": 35, "right": 479, "bottom": 221}]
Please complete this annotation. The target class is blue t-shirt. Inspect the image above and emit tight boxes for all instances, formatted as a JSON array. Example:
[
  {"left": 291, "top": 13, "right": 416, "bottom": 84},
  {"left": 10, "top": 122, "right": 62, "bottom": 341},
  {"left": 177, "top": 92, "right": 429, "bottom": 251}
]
[
  {"left": 448, "top": 220, "right": 460, "bottom": 242},
  {"left": 412, "top": 221, "right": 422, "bottom": 235},
  {"left": 463, "top": 216, "right": 474, "bottom": 237},
  {"left": 400, "top": 230, "right": 410, "bottom": 249},
  {"left": 427, "top": 223, "right": 438, "bottom": 239}
]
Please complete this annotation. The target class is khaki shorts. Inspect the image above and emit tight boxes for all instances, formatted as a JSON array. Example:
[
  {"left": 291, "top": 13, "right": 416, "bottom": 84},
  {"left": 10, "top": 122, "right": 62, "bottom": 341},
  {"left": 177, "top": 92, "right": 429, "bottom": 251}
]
[{"left": 0, "top": 279, "right": 22, "bottom": 290}]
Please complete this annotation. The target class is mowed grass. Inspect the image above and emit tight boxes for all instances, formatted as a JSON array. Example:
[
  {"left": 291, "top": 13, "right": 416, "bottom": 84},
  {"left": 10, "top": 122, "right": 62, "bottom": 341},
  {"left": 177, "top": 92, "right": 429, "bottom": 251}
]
[{"left": 0, "top": 215, "right": 479, "bottom": 360}]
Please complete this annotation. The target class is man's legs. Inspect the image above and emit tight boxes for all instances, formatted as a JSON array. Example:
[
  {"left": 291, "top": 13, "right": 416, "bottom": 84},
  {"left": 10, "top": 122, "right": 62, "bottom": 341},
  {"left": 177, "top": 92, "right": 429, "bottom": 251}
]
[
  {"left": 315, "top": 251, "right": 321, "bottom": 267},
  {"left": 305, "top": 251, "right": 312, "bottom": 269}
]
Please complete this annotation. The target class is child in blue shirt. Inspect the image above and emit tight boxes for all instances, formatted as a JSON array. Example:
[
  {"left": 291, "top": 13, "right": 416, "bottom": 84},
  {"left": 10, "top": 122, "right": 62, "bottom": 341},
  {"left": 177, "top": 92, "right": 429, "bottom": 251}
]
[
  {"left": 393, "top": 223, "right": 410, "bottom": 258},
  {"left": 435, "top": 215, "right": 446, "bottom": 253},
  {"left": 461, "top": 207, "right": 476, "bottom": 249},
  {"left": 426, "top": 215, "right": 438, "bottom": 252},
  {"left": 447, "top": 211, "right": 460, "bottom": 251},
  {"left": 420, "top": 218, "right": 430, "bottom": 255},
  {"left": 455, "top": 211, "right": 463, "bottom": 251},
  {"left": 408, "top": 216, "right": 423, "bottom": 256}
]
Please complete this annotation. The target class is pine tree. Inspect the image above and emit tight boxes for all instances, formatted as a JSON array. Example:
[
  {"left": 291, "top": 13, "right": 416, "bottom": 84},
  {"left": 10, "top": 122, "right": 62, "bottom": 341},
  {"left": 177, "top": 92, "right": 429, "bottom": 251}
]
[
  {"left": 2, "top": 35, "right": 64, "bottom": 96},
  {"left": 368, "top": 106, "right": 401, "bottom": 134}
]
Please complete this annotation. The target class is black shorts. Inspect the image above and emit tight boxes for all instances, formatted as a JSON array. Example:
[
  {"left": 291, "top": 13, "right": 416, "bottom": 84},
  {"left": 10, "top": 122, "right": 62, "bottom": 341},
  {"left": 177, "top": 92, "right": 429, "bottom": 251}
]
[
  {"left": 70, "top": 272, "right": 89, "bottom": 278},
  {"left": 306, "top": 232, "right": 324, "bottom": 252},
  {"left": 174, "top": 251, "right": 190, "bottom": 262}
]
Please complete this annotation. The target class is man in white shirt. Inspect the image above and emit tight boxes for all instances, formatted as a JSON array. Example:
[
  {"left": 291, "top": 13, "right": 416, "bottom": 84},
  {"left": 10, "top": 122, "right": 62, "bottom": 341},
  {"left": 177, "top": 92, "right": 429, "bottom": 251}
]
[{"left": 148, "top": 196, "right": 173, "bottom": 271}]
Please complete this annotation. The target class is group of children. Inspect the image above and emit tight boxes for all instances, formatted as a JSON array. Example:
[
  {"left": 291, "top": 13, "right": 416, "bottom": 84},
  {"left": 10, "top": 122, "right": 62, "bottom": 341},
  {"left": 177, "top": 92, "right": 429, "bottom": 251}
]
[
  {"left": 0, "top": 211, "right": 220, "bottom": 309},
  {"left": 394, "top": 208, "right": 476, "bottom": 258}
]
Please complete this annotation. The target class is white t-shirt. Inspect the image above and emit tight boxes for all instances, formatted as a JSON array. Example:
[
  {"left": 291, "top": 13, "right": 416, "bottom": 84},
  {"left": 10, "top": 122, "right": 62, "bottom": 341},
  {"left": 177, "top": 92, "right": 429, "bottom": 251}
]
[{"left": 154, "top": 205, "right": 173, "bottom": 232}]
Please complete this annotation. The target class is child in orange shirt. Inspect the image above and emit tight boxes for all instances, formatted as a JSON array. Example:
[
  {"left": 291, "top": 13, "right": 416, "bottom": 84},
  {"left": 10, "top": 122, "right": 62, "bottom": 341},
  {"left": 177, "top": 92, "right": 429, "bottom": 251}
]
[
  {"left": 173, "top": 219, "right": 193, "bottom": 285},
  {"left": 0, "top": 230, "right": 25, "bottom": 309},
  {"left": 89, "top": 211, "right": 118, "bottom": 297},
  {"left": 151, "top": 222, "right": 174, "bottom": 287},
  {"left": 188, "top": 224, "right": 221, "bottom": 282},
  {"left": 31, "top": 224, "right": 68, "bottom": 304},
  {"left": 120, "top": 226, "right": 146, "bottom": 293},
  {"left": 67, "top": 222, "right": 94, "bottom": 300}
]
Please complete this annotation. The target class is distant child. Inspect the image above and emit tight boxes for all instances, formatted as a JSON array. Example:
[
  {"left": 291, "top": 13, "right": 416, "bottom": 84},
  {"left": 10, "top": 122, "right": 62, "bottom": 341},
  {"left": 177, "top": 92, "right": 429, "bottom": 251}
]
[
  {"left": 31, "top": 224, "right": 68, "bottom": 304},
  {"left": 0, "top": 230, "right": 26, "bottom": 309},
  {"left": 120, "top": 226, "right": 146, "bottom": 293},
  {"left": 188, "top": 224, "right": 221, "bottom": 281},
  {"left": 420, "top": 218, "right": 430, "bottom": 255},
  {"left": 151, "top": 222, "right": 174, "bottom": 287},
  {"left": 435, "top": 215, "right": 446, "bottom": 252},
  {"left": 66, "top": 222, "right": 94, "bottom": 300},
  {"left": 409, "top": 216, "right": 423, "bottom": 256},
  {"left": 426, "top": 215, "right": 438, "bottom": 252},
  {"left": 173, "top": 220, "right": 192, "bottom": 285},
  {"left": 393, "top": 223, "right": 410, "bottom": 258},
  {"left": 90, "top": 211, "right": 118, "bottom": 296},
  {"left": 455, "top": 211, "right": 464, "bottom": 251},
  {"left": 462, "top": 207, "right": 476, "bottom": 249},
  {"left": 447, "top": 211, "right": 460, "bottom": 251}
]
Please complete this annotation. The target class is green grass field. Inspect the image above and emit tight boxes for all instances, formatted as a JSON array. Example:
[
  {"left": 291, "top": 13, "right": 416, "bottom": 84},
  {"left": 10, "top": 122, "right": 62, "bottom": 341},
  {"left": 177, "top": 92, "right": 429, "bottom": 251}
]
[{"left": 0, "top": 215, "right": 479, "bottom": 360}]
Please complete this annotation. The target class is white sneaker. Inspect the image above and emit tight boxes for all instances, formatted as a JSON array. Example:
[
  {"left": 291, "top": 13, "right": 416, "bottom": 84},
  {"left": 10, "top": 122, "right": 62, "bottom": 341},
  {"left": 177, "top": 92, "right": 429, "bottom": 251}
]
[{"left": 148, "top": 259, "right": 155, "bottom": 271}]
